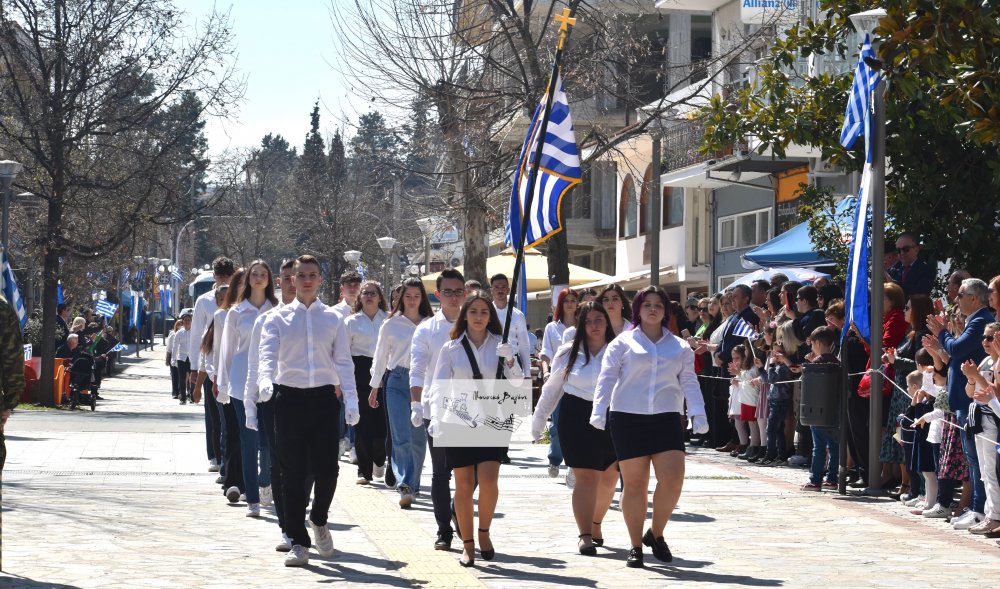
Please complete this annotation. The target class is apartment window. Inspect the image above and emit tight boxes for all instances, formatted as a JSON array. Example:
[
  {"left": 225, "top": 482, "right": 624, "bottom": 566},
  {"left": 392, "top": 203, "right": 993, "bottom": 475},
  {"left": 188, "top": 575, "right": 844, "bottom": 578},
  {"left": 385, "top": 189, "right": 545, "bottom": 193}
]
[
  {"left": 619, "top": 175, "right": 638, "bottom": 239},
  {"left": 662, "top": 186, "right": 684, "bottom": 228},
  {"left": 593, "top": 161, "right": 618, "bottom": 236},
  {"left": 717, "top": 274, "right": 742, "bottom": 292},
  {"left": 717, "top": 208, "right": 771, "bottom": 251}
]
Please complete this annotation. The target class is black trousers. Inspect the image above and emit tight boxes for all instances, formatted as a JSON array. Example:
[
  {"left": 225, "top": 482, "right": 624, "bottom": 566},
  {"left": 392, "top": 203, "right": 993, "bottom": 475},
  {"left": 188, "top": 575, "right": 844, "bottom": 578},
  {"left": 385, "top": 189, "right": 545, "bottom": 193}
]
[
  {"left": 425, "top": 419, "right": 453, "bottom": 537},
  {"left": 275, "top": 384, "right": 340, "bottom": 549},
  {"left": 175, "top": 359, "right": 191, "bottom": 401},
  {"left": 221, "top": 401, "right": 244, "bottom": 492},
  {"left": 847, "top": 394, "right": 870, "bottom": 482},
  {"left": 203, "top": 378, "right": 222, "bottom": 464},
  {"left": 258, "top": 396, "right": 286, "bottom": 534},
  {"left": 353, "top": 356, "right": 387, "bottom": 480}
]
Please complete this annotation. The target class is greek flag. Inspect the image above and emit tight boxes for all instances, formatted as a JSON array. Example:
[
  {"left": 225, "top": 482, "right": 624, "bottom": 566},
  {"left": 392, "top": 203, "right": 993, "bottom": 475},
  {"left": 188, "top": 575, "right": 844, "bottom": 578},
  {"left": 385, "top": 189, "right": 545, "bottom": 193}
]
[
  {"left": 95, "top": 299, "right": 118, "bottom": 319},
  {"left": 159, "top": 283, "right": 171, "bottom": 312},
  {"left": 171, "top": 268, "right": 183, "bottom": 283},
  {"left": 732, "top": 317, "right": 760, "bottom": 341},
  {"left": 840, "top": 34, "right": 881, "bottom": 152},
  {"left": 504, "top": 73, "right": 582, "bottom": 251},
  {"left": 121, "top": 269, "right": 130, "bottom": 286},
  {"left": 110, "top": 342, "right": 127, "bottom": 353},
  {"left": 1, "top": 252, "right": 27, "bottom": 330},
  {"left": 135, "top": 269, "right": 146, "bottom": 283}
]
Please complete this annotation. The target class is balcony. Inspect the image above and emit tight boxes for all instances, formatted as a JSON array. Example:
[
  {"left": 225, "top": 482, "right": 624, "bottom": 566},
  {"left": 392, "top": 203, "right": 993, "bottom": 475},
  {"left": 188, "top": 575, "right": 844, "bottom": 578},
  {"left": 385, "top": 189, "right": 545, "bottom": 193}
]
[{"left": 661, "top": 119, "right": 747, "bottom": 173}]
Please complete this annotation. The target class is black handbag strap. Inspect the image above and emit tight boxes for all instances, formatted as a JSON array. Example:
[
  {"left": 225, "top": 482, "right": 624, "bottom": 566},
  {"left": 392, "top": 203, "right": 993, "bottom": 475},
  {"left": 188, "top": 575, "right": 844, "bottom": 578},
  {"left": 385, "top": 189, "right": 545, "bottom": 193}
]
[{"left": 460, "top": 336, "right": 483, "bottom": 380}]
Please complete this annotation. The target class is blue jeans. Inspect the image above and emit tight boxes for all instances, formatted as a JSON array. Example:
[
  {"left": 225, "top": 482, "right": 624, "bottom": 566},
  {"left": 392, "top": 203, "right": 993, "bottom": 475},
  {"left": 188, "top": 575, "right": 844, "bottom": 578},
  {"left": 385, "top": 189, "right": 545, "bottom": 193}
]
[
  {"left": 956, "top": 408, "right": 985, "bottom": 513},
  {"left": 384, "top": 368, "right": 426, "bottom": 493},
  {"left": 810, "top": 427, "right": 839, "bottom": 485},
  {"left": 766, "top": 398, "right": 790, "bottom": 459},
  {"left": 548, "top": 404, "right": 563, "bottom": 467},
  {"left": 232, "top": 400, "right": 267, "bottom": 504},
  {"left": 338, "top": 395, "right": 356, "bottom": 445}
]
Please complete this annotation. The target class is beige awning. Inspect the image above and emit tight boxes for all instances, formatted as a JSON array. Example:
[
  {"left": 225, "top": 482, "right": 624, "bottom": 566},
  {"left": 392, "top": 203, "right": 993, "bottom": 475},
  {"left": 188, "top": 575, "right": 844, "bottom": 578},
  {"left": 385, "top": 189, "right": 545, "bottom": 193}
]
[{"left": 422, "top": 248, "right": 611, "bottom": 293}]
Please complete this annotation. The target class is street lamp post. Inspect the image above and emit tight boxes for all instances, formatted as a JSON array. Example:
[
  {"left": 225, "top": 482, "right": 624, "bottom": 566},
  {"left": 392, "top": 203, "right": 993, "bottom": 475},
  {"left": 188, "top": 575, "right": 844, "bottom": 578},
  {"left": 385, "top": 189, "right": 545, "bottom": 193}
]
[
  {"left": 0, "top": 160, "right": 24, "bottom": 258},
  {"left": 415, "top": 217, "right": 435, "bottom": 275},
  {"left": 850, "top": 6, "right": 888, "bottom": 495},
  {"left": 174, "top": 219, "right": 197, "bottom": 315},
  {"left": 377, "top": 236, "right": 397, "bottom": 290}
]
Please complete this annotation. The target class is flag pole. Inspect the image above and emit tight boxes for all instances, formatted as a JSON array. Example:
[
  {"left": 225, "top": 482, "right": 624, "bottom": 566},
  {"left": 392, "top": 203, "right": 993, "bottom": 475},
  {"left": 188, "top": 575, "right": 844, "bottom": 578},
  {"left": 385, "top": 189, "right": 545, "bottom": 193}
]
[{"left": 502, "top": 8, "right": 577, "bottom": 345}]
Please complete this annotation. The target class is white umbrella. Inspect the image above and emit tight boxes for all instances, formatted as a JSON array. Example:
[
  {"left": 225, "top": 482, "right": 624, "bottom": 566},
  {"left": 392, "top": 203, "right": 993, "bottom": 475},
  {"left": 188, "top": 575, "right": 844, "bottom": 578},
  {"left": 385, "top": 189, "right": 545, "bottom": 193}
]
[{"left": 729, "top": 267, "right": 831, "bottom": 288}]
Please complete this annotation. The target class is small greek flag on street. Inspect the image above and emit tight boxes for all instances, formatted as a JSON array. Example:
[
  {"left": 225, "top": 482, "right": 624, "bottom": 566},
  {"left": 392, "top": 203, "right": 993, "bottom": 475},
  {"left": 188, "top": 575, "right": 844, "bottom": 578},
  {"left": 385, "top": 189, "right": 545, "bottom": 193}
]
[
  {"left": 1, "top": 252, "right": 27, "bottom": 330},
  {"left": 110, "top": 343, "right": 127, "bottom": 353},
  {"left": 732, "top": 317, "right": 760, "bottom": 340},
  {"left": 96, "top": 299, "right": 119, "bottom": 319},
  {"left": 121, "top": 269, "right": 131, "bottom": 285}
]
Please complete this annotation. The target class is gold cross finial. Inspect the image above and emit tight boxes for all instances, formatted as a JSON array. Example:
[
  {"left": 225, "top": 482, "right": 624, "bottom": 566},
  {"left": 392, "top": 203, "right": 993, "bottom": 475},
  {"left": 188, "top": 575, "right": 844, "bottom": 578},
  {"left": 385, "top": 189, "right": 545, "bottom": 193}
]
[{"left": 554, "top": 8, "right": 576, "bottom": 50}]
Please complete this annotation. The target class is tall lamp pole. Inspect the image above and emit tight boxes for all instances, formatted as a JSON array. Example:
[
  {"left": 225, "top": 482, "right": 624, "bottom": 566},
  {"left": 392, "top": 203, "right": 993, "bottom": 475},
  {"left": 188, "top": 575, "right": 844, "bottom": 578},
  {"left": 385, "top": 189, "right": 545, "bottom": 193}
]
[
  {"left": 377, "top": 236, "right": 397, "bottom": 290},
  {"left": 850, "top": 7, "right": 888, "bottom": 495}
]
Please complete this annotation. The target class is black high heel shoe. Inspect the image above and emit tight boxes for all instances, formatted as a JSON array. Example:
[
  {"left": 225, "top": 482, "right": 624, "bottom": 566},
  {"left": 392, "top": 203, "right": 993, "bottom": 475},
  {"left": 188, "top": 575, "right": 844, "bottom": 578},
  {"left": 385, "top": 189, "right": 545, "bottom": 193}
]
[
  {"left": 477, "top": 528, "right": 495, "bottom": 561},
  {"left": 592, "top": 521, "right": 604, "bottom": 547},
  {"left": 578, "top": 533, "right": 597, "bottom": 556},
  {"left": 459, "top": 539, "right": 475, "bottom": 567}
]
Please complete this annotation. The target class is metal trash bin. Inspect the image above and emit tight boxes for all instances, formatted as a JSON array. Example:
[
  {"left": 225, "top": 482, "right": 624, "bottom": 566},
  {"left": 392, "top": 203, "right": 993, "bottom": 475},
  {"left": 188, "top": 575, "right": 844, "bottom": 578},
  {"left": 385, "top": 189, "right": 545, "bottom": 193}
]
[{"left": 800, "top": 362, "right": 842, "bottom": 428}]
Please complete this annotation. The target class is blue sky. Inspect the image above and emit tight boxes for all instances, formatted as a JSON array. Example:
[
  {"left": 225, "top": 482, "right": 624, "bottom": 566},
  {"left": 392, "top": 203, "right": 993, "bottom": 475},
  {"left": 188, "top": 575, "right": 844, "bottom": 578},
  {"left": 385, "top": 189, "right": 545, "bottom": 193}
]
[{"left": 175, "top": 0, "right": 364, "bottom": 155}]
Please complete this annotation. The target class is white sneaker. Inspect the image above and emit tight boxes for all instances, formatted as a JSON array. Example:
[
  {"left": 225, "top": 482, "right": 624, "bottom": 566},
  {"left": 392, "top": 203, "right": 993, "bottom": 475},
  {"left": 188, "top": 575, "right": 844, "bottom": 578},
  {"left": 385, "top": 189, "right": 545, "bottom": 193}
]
[
  {"left": 922, "top": 503, "right": 950, "bottom": 518},
  {"left": 226, "top": 486, "right": 241, "bottom": 503},
  {"left": 260, "top": 486, "right": 273, "bottom": 507},
  {"left": 904, "top": 495, "right": 925, "bottom": 507},
  {"left": 275, "top": 534, "right": 292, "bottom": 552},
  {"left": 284, "top": 545, "right": 309, "bottom": 566},
  {"left": 208, "top": 459, "right": 220, "bottom": 472},
  {"left": 239, "top": 493, "right": 246, "bottom": 502},
  {"left": 349, "top": 448, "right": 358, "bottom": 465},
  {"left": 311, "top": 521, "right": 334, "bottom": 557},
  {"left": 566, "top": 469, "right": 576, "bottom": 489},
  {"left": 339, "top": 438, "right": 349, "bottom": 457},
  {"left": 374, "top": 465, "right": 385, "bottom": 479},
  {"left": 547, "top": 465, "right": 559, "bottom": 478},
  {"left": 953, "top": 511, "right": 984, "bottom": 530},
  {"left": 246, "top": 503, "right": 260, "bottom": 518},
  {"left": 356, "top": 477, "right": 370, "bottom": 485}
]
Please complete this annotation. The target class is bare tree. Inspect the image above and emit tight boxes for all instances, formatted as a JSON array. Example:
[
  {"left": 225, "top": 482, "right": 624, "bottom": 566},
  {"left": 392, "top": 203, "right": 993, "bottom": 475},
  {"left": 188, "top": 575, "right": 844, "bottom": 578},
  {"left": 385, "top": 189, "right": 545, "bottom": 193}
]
[{"left": 0, "top": 0, "right": 242, "bottom": 405}]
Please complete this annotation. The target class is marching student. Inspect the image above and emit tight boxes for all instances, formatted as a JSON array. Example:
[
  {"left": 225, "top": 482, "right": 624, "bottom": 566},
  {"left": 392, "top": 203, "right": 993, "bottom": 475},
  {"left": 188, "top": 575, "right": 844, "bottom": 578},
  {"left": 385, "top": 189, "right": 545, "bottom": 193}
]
[
  {"left": 532, "top": 301, "right": 618, "bottom": 556},
  {"left": 409, "top": 268, "right": 465, "bottom": 551},
  {"left": 244, "top": 260, "right": 296, "bottom": 552},
  {"left": 562, "top": 284, "right": 633, "bottom": 345},
  {"left": 590, "top": 285, "right": 708, "bottom": 568},
  {"left": 333, "top": 270, "right": 362, "bottom": 463},
  {"left": 212, "top": 269, "right": 246, "bottom": 504},
  {"left": 217, "top": 260, "right": 277, "bottom": 518},
  {"left": 488, "top": 273, "right": 531, "bottom": 372},
  {"left": 539, "top": 288, "right": 579, "bottom": 480},
  {"left": 258, "top": 255, "right": 359, "bottom": 567},
  {"left": 428, "top": 290, "right": 524, "bottom": 567},
  {"left": 344, "top": 280, "right": 389, "bottom": 486},
  {"left": 369, "top": 277, "right": 433, "bottom": 508},
  {"left": 170, "top": 311, "right": 193, "bottom": 403}
]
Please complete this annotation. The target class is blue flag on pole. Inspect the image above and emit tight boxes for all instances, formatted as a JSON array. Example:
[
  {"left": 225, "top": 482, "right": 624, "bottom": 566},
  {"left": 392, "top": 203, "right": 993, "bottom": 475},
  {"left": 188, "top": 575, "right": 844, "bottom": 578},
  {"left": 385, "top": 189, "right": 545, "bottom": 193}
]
[
  {"left": 1, "top": 252, "right": 27, "bottom": 330},
  {"left": 121, "top": 269, "right": 131, "bottom": 286},
  {"left": 840, "top": 34, "right": 880, "bottom": 343},
  {"left": 57, "top": 281, "right": 64, "bottom": 305}
]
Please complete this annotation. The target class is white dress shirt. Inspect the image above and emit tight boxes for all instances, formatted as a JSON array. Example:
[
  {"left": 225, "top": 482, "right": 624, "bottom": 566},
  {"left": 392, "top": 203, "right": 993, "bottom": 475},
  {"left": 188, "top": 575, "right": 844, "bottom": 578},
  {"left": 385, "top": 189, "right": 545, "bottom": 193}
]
[
  {"left": 188, "top": 289, "right": 218, "bottom": 371},
  {"left": 217, "top": 298, "right": 274, "bottom": 402},
  {"left": 591, "top": 327, "right": 705, "bottom": 418},
  {"left": 494, "top": 303, "right": 531, "bottom": 370},
  {"left": 428, "top": 332, "right": 525, "bottom": 421},
  {"left": 242, "top": 303, "right": 284, "bottom": 429},
  {"left": 344, "top": 309, "right": 388, "bottom": 357},
  {"left": 258, "top": 298, "right": 358, "bottom": 412},
  {"left": 209, "top": 308, "right": 228, "bottom": 381},
  {"left": 172, "top": 328, "right": 190, "bottom": 363},
  {"left": 540, "top": 320, "right": 569, "bottom": 363},
  {"left": 370, "top": 313, "right": 425, "bottom": 388},
  {"left": 409, "top": 310, "right": 455, "bottom": 414},
  {"left": 331, "top": 300, "right": 353, "bottom": 319},
  {"left": 534, "top": 342, "right": 606, "bottom": 425},
  {"left": 166, "top": 331, "right": 176, "bottom": 365},
  {"left": 562, "top": 321, "right": 633, "bottom": 346}
]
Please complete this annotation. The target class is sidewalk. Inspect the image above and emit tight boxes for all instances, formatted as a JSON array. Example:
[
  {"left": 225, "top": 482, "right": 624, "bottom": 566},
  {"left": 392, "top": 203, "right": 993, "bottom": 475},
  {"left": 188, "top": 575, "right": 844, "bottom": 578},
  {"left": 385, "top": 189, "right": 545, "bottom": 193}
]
[{"left": 2, "top": 352, "right": 998, "bottom": 588}]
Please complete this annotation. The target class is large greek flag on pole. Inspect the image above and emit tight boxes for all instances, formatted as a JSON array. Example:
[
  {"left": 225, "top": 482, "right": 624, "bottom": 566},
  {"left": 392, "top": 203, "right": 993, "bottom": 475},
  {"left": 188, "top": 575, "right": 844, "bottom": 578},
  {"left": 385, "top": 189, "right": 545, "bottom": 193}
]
[
  {"left": 1, "top": 252, "right": 27, "bottom": 330},
  {"left": 504, "top": 74, "right": 582, "bottom": 252},
  {"left": 96, "top": 299, "right": 118, "bottom": 319},
  {"left": 840, "top": 34, "right": 880, "bottom": 342}
]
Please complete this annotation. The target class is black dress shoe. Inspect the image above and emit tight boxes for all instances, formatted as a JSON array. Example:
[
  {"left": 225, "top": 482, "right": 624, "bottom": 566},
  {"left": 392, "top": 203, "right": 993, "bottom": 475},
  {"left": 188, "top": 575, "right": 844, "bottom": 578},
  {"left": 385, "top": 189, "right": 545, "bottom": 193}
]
[
  {"left": 642, "top": 529, "right": 673, "bottom": 562},
  {"left": 626, "top": 546, "right": 644, "bottom": 568},
  {"left": 434, "top": 532, "right": 453, "bottom": 551},
  {"left": 477, "top": 528, "right": 495, "bottom": 561}
]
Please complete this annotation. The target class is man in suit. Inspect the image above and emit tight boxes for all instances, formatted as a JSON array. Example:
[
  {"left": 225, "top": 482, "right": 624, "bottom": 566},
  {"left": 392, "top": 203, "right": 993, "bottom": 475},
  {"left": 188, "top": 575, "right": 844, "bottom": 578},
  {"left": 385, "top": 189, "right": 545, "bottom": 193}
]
[
  {"left": 717, "top": 284, "right": 760, "bottom": 370},
  {"left": 886, "top": 233, "right": 933, "bottom": 297},
  {"left": 55, "top": 303, "right": 70, "bottom": 349}
]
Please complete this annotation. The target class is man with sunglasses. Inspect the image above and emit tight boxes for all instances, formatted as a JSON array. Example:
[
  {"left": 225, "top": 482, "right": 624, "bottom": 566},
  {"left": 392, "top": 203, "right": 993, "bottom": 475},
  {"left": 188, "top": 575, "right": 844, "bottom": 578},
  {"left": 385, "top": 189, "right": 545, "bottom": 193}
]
[{"left": 886, "top": 234, "right": 933, "bottom": 298}]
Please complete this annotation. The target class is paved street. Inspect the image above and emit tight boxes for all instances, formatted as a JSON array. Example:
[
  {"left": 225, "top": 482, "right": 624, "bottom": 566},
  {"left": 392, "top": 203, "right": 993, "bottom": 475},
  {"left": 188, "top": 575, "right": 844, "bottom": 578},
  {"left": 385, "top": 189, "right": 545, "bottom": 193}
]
[{"left": 2, "top": 351, "right": 998, "bottom": 588}]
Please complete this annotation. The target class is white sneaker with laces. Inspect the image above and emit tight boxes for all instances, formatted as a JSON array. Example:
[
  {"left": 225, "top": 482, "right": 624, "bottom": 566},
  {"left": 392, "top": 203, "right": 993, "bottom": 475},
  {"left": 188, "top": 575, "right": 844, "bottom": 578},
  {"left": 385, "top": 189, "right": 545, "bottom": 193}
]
[
  {"left": 922, "top": 503, "right": 950, "bottom": 518},
  {"left": 226, "top": 486, "right": 241, "bottom": 503},
  {"left": 349, "top": 448, "right": 358, "bottom": 465},
  {"left": 239, "top": 493, "right": 246, "bottom": 502},
  {"left": 284, "top": 545, "right": 309, "bottom": 567},
  {"left": 208, "top": 459, "right": 220, "bottom": 472},
  {"left": 275, "top": 534, "right": 292, "bottom": 552},
  {"left": 904, "top": 495, "right": 925, "bottom": 507},
  {"left": 311, "top": 521, "right": 334, "bottom": 557},
  {"left": 566, "top": 468, "right": 576, "bottom": 489},
  {"left": 260, "top": 486, "right": 273, "bottom": 507},
  {"left": 374, "top": 465, "right": 385, "bottom": 479},
  {"left": 547, "top": 465, "right": 559, "bottom": 478},
  {"left": 356, "top": 477, "right": 369, "bottom": 485},
  {"left": 246, "top": 503, "right": 260, "bottom": 518},
  {"left": 953, "top": 511, "right": 984, "bottom": 530}
]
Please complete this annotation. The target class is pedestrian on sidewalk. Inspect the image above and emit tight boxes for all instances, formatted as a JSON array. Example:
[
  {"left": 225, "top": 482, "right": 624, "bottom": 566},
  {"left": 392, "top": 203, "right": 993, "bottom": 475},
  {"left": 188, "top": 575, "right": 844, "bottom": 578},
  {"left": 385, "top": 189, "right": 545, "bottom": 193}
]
[
  {"left": 369, "top": 277, "right": 432, "bottom": 509},
  {"left": 166, "top": 321, "right": 181, "bottom": 399},
  {"left": 532, "top": 301, "right": 618, "bottom": 556},
  {"left": 344, "top": 280, "right": 388, "bottom": 486},
  {"left": 409, "top": 269, "right": 464, "bottom": 551},
  {"left": 258, "top": 255, "right": 359, "bottom": 567},
  {"left": 332, "top": 271, "right": 362, "bottom": 463},
  {"left": 195, "top": 286, "right": 229, "bottom": 475},
  {"left": 1, "top": 293, "right": 25, "bottom": 470},
  {"left": 218, "top": 261, "right": 276, "bottom": 518},
  {"left": 170, "top": 312, "right": 193, "bottom": 402},
  {"left": 213, "top": 269, "right": 246, "bottom": 502},
  {"left": 428, "top": 290, "right": 524, "bottom": 567},
  {"left": 800, "top": 327, "right": 840, "bottom": 492},
  {"left": 539, "top": 288, "right": 579, "bottom": 480},
  {"left": 244, "top": 259, "right": 296, "bottom": 551},
  {"left": 590, "top": 286, "right": 708, "bottom": 568}
]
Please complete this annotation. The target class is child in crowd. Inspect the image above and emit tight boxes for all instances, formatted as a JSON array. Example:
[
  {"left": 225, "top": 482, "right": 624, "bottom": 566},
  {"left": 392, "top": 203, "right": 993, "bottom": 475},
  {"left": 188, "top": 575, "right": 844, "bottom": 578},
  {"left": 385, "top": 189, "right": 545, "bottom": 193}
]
[
  {"left": 801, "top": 326, "right": 840, "bottom": 491},
  {"left": 748, "top": 324, "right": 777, "bottom": 463},
  {"left": 903, "top": 359, "right": 937, "bottom": 510},
  {"left": 760, "top": 321, "right": 802, "bottom": 467},
  {"left": 912, "top": 358, "right": 959, "bottom": 518},
  {"left": 729, "top": 344, "right": 761, "bottom": 461}
]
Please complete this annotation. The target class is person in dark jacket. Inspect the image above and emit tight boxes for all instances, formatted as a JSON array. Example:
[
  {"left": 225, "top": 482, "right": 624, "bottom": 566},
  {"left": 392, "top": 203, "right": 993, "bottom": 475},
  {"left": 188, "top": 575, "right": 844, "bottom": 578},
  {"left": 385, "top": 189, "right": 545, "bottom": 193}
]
[{"left": 886, "top": 234, "right": 933, "bottom": 298}]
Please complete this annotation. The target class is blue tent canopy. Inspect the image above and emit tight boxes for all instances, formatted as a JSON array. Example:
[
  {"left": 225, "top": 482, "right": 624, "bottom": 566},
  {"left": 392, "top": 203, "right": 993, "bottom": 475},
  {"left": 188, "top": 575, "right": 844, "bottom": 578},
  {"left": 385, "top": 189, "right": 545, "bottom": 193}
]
[{"left": 743, "top": 198, "right": 854, "bottom": 269}]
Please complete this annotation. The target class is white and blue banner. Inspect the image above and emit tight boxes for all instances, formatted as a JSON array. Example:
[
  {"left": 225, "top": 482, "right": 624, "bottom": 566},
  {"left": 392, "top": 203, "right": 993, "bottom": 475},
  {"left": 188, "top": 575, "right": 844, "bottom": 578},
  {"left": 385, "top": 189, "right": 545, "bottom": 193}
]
[{"left": 1, "top": 252, "right": 27, "bottom": 330}]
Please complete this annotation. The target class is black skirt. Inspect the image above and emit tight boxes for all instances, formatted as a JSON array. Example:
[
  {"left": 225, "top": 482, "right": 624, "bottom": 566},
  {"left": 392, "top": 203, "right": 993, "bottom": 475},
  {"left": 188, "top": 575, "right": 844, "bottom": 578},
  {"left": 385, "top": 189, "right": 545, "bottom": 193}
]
[
  {"left": 557, "top": 393, "right": 617, "bottom": 471},
  {"left": 608, "top": 411, "right": 685, "bottom": 461},
  {"left": 446, "top": 446, "right": 505, "bottom": 469}
]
